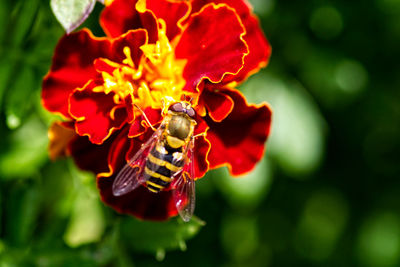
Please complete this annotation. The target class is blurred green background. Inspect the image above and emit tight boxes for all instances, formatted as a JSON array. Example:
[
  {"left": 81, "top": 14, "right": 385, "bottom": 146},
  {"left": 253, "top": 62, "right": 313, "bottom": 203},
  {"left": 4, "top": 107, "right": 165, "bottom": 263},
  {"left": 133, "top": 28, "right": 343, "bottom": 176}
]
[{"left": 1, "top": 0, "right": 400, "bottom": 266}]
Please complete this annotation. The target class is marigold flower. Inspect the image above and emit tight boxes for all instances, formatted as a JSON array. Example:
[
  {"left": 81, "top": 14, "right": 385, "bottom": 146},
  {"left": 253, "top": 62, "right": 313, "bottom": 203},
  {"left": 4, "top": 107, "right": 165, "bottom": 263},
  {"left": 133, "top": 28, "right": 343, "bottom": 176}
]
[{"left": 42, "top": 0, "right": 272, "bottom": 221}]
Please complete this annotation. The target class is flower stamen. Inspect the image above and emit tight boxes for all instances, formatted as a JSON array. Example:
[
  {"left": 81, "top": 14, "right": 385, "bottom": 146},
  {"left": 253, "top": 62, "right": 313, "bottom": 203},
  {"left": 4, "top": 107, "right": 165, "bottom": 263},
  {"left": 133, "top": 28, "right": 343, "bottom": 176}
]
[{"left": 94, "top": 19, "right": 193, "bottom": 118}]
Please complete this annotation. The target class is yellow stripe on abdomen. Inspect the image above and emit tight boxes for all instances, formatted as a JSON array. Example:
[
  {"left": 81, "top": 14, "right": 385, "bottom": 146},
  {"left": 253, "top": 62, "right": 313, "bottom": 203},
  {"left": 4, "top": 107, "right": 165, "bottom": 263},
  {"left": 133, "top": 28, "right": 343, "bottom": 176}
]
[
  {"left": 146, "top": 180, "right": 164, "bottom": 189},
  {"left": 147, "top": 153, "right": 181, "bottom": 172},
  {"left": 144, "top": 166, "right": 172, "bottom": 183}
]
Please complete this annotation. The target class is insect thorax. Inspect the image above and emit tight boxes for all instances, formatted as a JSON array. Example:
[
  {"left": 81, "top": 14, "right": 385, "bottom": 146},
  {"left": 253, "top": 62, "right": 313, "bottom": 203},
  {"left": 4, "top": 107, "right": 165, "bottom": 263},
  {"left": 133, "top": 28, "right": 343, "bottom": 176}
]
[{"left": 164, "top": 112, "right": 195, "bottom": 149}]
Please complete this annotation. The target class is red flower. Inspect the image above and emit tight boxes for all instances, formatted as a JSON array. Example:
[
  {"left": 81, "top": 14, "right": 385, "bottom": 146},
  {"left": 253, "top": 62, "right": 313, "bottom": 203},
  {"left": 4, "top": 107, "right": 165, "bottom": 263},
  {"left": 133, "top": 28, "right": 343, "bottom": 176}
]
[{"left": 42, "top": 0, "right": 272, "bottom": 221}]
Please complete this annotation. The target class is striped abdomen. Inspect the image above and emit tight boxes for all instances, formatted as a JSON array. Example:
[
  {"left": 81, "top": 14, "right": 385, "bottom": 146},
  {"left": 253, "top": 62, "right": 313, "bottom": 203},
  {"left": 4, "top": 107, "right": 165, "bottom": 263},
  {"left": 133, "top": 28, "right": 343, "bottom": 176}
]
[{"left": 144, "top": 144, "right": 185, "bottom": 193}]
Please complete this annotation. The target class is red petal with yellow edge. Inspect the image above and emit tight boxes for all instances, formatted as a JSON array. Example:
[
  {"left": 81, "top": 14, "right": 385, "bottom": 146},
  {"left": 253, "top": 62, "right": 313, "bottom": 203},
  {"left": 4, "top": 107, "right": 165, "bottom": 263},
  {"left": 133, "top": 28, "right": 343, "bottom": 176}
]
[
  {"left": 145, "top": 0, "right": 190, "bottom": 41},
  {"left": 225, "top": 13, "right": 271, "bottom": 84},
  {"left": 205, "top": 88, "right": 272, "bottom": 175},
  {"left": 198, "top": 85, "right": 234, "bottom": 122},
  {"left": 192, "top": 0, "right": 271, "bottom": 85},
  {"left": 193, "top": 113, "right": 208, "bottom": 135},
  {"left": 98, "top": 126, "right": 131, "bottom": 178},
  {"left": 175, "top": 4, "right": 248, "bottom": 92},
  {"left": 69, "top": 80, "right": 128, "bottom": 144},
  {"left": 42, "top": 29, "right": 111, "bottom": 118},
  {"left": 100, "top": 0, "right": 158, "bottom": 43},
  {"left": 193, "top": 135, "right": 211, "bottom": 179}
]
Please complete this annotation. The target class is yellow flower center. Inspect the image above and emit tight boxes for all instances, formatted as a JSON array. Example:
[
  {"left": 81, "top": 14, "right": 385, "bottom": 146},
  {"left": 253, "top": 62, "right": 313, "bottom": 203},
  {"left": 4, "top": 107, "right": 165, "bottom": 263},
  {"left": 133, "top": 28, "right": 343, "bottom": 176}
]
[{"left": 93, "top": 20, "right": 190, "bottom": 118}]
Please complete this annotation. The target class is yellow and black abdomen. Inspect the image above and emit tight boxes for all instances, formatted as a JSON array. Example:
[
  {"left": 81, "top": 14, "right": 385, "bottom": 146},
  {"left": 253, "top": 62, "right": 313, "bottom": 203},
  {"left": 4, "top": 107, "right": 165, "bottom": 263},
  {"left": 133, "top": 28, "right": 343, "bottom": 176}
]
[{"left": 144, "top": 144, "right": 185, "bottom": 193}]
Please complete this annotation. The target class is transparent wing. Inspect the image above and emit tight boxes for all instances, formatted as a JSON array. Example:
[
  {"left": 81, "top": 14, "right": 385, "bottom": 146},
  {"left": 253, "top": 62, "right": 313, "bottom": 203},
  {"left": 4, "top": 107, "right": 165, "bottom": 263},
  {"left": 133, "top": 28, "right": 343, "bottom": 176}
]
[
  {"left": 172, "top": 138, "right": 196, "bottom": 222},
  {"left": 112, "top": 127, "right": 163, "bottom": 196}
]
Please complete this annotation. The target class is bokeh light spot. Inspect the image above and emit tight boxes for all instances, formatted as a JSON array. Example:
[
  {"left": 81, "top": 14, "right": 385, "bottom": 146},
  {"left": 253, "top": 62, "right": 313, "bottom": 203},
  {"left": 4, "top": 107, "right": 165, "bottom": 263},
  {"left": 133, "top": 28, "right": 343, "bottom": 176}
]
[
  {"left": 6, "top": 113, "right": 21, "bottom": 129},
  {"left": 241, "top": 74, "right": 326, "bottom": 177},
  {"left": 309, "top": 6, "right": 344, "bottom": 39},
  {"left": 221, "top": 215, "right": 259, "bottom": 261},
  {"left": 357, "top": 212, "right": 400, "bottom": 267},
  {"left": 294, "top": 189, "right": 349, "bottom": 261},
  {"left": 335, "top": 59, "right": 368, "bottom": 94},
  {"left": 213, "top": 157, "right": 272, "bottom": 209},
  {"left": 377, "top": 0, "right": 400, "bottom": 14}
]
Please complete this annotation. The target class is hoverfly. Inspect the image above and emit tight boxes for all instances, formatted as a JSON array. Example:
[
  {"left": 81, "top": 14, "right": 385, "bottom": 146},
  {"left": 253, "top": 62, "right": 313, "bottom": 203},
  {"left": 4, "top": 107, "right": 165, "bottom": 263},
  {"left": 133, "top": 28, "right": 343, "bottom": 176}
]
[{"left": 112, "top": 101, "right": 201, "bottom": 222}]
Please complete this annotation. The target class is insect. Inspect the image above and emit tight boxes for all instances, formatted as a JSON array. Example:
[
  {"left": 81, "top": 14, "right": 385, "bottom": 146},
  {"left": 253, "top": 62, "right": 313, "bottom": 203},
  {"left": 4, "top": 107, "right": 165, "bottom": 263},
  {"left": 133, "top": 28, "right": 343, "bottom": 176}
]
[{"left": 112, "top": 101, "right": 200, "bottom": 222}]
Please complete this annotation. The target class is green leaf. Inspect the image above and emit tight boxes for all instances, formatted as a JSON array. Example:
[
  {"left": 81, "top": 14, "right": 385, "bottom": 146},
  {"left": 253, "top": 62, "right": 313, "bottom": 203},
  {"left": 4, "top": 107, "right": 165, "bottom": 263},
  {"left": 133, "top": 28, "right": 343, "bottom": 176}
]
[
  {"left": 9, "top": 0, "right": 40, "bottom": 47},
  {"left": 63, "top": 191, "right": 105, "bottom": 247},
  {"left": 0, "top": 57, "right": 16, "bottom": 111},
  {"left": 119, "top": 216, "right": 205, "bottom": 255},
  {"left": 4, "top": 66, "right": 36, "bottom": 129},
  {"left": 50, "top": 0, "right": 96, "bottom": 33},
  {"left": 3, "top": 180, "right": 41, "bottom": 246},
  {"left": 0, "top": 116, "right": 48, "bottom": 179},
  {"left": 0, "top": 193, "right": 2, "bottom": 238},
  {"left": 64, "top": 163, "right": 105, "bottom": 247},
  {"left": 0, "top": 1, "right": 11, "bottom": 44}
]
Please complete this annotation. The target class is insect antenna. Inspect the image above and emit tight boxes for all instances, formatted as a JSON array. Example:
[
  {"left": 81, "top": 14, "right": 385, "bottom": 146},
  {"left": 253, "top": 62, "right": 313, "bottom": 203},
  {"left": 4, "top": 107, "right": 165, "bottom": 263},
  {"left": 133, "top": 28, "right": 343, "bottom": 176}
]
[{"left": 181, "top": 94, "right": 187, "bottom": 102}]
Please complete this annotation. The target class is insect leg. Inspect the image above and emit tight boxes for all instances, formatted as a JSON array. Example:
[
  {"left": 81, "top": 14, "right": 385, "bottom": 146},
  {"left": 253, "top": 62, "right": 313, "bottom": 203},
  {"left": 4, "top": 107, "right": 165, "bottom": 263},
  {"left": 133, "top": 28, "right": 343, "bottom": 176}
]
[
  {"left": 193, "top": 132, "right": 207, "bottom": 139},
  {"left": 134, "top": 104, "right": 157, "bottom": 131}
]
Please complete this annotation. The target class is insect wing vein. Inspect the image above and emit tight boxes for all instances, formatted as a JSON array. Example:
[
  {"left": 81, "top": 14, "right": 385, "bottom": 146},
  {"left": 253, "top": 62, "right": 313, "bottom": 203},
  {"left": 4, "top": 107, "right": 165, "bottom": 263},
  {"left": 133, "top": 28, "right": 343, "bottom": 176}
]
[
  {"left": 112, "top": 127, "right": 163, "bottom": 196},
  {"left": 172, "top": 139, "right": 196, "bottom": 222}
]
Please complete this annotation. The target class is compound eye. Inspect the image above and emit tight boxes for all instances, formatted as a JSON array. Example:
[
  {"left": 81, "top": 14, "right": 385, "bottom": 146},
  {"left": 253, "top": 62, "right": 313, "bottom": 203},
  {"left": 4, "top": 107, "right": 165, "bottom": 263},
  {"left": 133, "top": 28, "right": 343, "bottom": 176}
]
[
  {"left": 170, "top": 102, "right": 183, "bottom": 112},
  {"left": 187, "top": 107, "right": 195, "bottom": 118}
]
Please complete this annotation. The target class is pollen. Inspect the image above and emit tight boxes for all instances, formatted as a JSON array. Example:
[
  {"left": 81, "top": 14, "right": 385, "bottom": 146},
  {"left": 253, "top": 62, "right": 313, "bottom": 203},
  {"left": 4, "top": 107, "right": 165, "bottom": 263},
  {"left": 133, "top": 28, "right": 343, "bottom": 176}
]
[{"left": 93, "top": 19, "right": 191, "bottom": 117}]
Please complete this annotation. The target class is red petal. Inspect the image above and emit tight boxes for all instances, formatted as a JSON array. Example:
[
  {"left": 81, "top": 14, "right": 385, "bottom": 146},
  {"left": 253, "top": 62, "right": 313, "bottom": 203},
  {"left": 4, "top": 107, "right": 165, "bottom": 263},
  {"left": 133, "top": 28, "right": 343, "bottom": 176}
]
[
  {"left": 98, "top": 126, "right": 131, "bottom": 178},
  {"left": 69, "top": 81, "right": 127, "bottom": 144},
  {"left": 145, "top": 0, "right": 190, "bottom": 41},
  {"left": 100, "top": 0, "right": 158, "bottom": 43},
  {"left": 175, "top": 3, "right": 248, "bottom": 92},
  {"left": 193, "top": 113, "right": 208, "bottom": 135},
  {"left": 205, "top": 89, "right": 272, "bottom": 175},
  {"left": 93, "top": 29, "right": 148, "bottom": 72},
  {"left": 199, "top": 86, "right": 234, "bottom": 122},
  {"left": 42, "top": 29, "right": 111, "bottom": 118},
  {"left": 68, "top": 134, "right": 114, "bottom": 175},
  {"left": 93, "top": 58, "right": 116, "bottom": 75},
  {"left": 191, "top": 0, "right": 271, "bottom": 84},
  {"left": 109, "top": 29, "right": 148, "bottom": 65},
  {"left": 98, "top": 176, "right": 178, "bottom": 220},
  {"left": 42, "top": 29, "right": 148, "bottom": 119}
]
